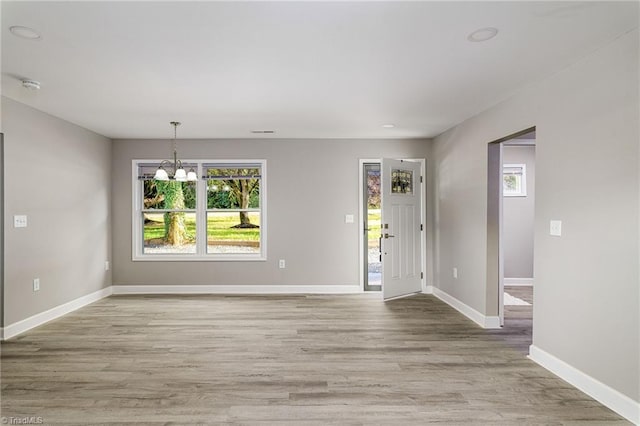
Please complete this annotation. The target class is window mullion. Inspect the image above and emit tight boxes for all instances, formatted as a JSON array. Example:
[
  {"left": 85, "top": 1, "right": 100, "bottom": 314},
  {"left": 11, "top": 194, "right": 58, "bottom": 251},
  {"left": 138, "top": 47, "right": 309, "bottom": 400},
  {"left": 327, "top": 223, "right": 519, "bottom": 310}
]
[
  {"left": 135, "top": 178, "right": 142, "bottom": 258},
  {"left": 197, "top": 162, "right": 207, "bottom": 255}
]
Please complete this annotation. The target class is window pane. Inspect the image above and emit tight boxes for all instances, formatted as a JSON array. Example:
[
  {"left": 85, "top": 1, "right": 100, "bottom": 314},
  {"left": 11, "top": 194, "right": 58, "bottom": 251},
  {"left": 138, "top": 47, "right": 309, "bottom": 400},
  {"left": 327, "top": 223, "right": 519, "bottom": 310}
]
[
  {"left": 207, "top": 212, "right": 260, "bottom": 254},
  {"left": 143, "top": 212, "right": 196, "bottom": 254},
  {"left": 206, "top": 167, "right": 260, "bottom": 209},
  {"left": 504, "top": 175, "right": 520, "bottom": 192},
  {"left": 143, "top": 180, "right": 196, "bottom": 210}
]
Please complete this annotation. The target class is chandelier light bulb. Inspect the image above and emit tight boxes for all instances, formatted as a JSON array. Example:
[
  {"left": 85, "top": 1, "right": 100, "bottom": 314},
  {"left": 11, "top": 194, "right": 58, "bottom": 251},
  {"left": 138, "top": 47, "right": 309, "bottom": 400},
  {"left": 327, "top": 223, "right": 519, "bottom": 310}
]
[
  {"left": 154, "top": 168, "right": 169, "bottom": 181},
  {"left": 174, "top": 168, "right": 187, "bottom": 181}
]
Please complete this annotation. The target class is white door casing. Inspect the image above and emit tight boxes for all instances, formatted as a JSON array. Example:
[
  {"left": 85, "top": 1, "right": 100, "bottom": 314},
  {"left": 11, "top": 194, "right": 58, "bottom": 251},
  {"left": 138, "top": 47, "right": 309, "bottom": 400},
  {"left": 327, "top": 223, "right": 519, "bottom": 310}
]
[{"left": 381, "top": 159, "right": 423, "bottom": 300}]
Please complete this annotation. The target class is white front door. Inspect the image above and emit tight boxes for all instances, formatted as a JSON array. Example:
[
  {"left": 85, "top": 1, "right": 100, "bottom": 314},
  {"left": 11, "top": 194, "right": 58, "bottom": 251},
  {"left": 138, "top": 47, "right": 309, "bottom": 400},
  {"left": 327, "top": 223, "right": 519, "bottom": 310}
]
[{"left": 381, "top": 159, "right": 423, "bottom": 300}]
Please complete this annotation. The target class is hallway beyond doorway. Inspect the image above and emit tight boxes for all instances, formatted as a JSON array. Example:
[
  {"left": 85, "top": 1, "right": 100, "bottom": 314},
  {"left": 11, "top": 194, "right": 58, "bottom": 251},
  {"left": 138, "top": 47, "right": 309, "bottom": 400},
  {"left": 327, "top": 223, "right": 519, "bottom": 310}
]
[{"left": 490, "top": 285, "right": 533, "bottom": 355}]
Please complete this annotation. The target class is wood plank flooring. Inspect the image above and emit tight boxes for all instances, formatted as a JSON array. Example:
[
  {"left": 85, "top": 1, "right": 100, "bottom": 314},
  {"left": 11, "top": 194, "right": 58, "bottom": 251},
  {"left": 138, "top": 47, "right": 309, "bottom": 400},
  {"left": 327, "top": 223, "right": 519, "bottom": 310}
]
[
  {"left": 1, "top": 293, "right": 629, "bottom": 425},
  {"left": 489, "top": 286, "right": 534, "bottom": 355}
]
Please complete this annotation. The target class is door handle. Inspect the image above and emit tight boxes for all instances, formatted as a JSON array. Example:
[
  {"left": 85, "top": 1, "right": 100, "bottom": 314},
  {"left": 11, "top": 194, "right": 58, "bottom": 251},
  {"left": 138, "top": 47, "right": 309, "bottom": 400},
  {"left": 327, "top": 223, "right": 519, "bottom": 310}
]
[{"left": 384, "top": 233, "right": 395, "bottom": 239}]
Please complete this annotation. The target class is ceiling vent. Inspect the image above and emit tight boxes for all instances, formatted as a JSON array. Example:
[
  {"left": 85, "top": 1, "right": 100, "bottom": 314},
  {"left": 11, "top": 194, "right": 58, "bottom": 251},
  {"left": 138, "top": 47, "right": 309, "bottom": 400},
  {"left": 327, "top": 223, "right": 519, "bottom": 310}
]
[{"left": 21, "top": 79, "right": 41, "bottom": 90}]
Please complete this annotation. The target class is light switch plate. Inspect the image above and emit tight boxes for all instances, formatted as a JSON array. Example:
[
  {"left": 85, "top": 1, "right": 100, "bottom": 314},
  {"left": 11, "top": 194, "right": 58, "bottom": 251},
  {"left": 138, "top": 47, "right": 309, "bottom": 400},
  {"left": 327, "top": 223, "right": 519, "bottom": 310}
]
[
  {"left": 14, "top": 215, "right": 28, "bottom": 228},
  {"left": 345, "top": 214, "right": 354, "bottom": 224},
  {"left": 550, "top": 220, "right": 562, "bottom": 236}
]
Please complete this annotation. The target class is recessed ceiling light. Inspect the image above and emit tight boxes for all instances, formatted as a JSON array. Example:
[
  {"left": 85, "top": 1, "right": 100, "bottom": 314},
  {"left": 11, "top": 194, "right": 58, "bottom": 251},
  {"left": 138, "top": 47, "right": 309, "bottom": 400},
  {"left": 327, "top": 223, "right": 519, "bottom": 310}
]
[
  {"left": 467, "top": 27, "right": 499, "bottom": 42},
  {"left": 251, "top": 130, "right": 275, "bottom": 134},
  {"left": 9, "top": 26, "right": 41, "bottom": 40},
  {"left": 382, "top": 124, "right": 395, "bottom": 129}
]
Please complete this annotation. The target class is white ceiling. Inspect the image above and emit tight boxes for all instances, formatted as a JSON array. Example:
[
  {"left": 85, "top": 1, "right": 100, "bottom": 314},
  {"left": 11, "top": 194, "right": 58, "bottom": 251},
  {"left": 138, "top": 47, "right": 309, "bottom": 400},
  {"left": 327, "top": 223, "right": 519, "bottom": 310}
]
[{"left": 2, "top": 1, "right": 638, "bottom": 139}]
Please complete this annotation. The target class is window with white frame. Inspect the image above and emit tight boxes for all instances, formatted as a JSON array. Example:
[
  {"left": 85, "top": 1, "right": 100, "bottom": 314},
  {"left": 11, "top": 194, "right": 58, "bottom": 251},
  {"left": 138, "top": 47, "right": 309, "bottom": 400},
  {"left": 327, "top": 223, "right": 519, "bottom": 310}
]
[
  {"left": 503, "top": 163, "right": 527, "bottom": 197},
  {"left": 133, "top": 160, "right": 266, "bottom": 261}
]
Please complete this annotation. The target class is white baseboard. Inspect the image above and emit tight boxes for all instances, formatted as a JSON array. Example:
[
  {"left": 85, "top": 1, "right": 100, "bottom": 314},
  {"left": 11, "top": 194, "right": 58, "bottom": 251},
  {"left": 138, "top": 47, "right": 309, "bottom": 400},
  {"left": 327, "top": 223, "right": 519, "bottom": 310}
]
[
  {"left": 529, "top": 345, "right": 639, "bottom": 425},
  {"left": 504, "top": 278, "right": 534, "bottom": 286},
  {"left": 431, "top": 287, "right": 501, "bottom": 329},
  {"left": 1, "top": 286, "right": 113, "bottom": 341},
  {"left": 112, "top": 284, "right": 362, "bottom": 295}
]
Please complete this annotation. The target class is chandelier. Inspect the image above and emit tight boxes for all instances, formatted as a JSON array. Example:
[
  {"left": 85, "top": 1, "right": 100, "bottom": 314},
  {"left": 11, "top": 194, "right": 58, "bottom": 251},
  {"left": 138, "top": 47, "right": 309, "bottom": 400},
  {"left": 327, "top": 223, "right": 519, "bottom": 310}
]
[{"left": 153, "top": 121, "right": 197, "bottom": 182}]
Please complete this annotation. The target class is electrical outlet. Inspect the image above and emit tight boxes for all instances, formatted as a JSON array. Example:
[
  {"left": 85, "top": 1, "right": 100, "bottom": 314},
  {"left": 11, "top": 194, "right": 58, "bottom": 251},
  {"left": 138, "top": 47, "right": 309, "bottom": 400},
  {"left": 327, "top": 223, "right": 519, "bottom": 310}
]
[
  {"left": 33, "top": 278, "right": 40, "bottom": 292},
  {"left": 105, "top": 261, "right": 110, "bottom": 271},
  {"left": 453, "top": 267, "right": 458, "bottom": 279},
  {"left": 279, "top": 259, "right": 286, "bottom": 269},
  {"left": 550, "top": 220, "right": 562, "bottom": 236}
]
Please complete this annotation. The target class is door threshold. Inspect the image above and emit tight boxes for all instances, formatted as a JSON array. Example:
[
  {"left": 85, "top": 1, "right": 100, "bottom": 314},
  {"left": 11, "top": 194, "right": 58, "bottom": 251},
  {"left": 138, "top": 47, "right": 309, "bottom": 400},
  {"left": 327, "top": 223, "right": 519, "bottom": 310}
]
[{"left": 384, "top": 291, "right": 422, "bottom": 301}]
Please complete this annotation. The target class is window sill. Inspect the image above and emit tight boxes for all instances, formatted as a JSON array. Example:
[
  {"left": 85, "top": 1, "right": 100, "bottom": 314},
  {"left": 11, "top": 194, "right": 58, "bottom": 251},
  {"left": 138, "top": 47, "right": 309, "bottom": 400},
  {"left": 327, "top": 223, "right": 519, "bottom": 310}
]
[{"left": 132, "top": 255, "right": 267, "bottom": 262}]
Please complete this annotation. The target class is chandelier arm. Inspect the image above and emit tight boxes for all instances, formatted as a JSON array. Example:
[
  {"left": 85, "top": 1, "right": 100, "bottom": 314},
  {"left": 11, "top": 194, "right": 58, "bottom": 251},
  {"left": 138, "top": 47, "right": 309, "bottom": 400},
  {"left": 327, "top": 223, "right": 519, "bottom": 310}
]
[{"left": 158, "top": 159, "right": 174, "bottom": 173}]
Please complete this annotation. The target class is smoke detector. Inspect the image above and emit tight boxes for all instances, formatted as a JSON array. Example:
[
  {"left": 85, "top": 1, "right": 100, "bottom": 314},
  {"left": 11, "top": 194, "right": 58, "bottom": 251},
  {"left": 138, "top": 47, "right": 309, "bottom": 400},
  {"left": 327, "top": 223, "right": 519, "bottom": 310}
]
[
  {"left": 10, "top": 26, "right": 41, "bottom": 40},
  {"left": 21, "top": 79, "right": 41, "bottom": 90}
]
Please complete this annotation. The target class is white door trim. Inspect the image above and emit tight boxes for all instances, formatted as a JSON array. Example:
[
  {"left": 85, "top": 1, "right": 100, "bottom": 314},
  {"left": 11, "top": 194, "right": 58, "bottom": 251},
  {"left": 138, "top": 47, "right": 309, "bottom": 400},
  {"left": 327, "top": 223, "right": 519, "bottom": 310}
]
[{"left": 359, "top": 159, "right": 426, "bottom": 295}]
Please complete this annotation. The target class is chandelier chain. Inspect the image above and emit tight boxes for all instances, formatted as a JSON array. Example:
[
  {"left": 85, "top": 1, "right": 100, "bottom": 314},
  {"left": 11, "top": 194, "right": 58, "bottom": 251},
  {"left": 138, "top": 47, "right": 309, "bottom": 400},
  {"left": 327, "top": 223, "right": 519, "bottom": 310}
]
[
  {"left": 153, "top": 121, "right": 196, "bottom": 182},
  {"left": 170, "top": 121, "right": 181, "bottom": 155}
]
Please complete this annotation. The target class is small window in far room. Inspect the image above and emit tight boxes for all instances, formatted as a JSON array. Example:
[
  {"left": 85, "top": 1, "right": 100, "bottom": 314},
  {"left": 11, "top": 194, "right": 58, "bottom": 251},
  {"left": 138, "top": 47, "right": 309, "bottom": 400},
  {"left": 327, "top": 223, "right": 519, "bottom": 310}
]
[{"left": 503, "top": 164, "right": 527, "bottom": 197}]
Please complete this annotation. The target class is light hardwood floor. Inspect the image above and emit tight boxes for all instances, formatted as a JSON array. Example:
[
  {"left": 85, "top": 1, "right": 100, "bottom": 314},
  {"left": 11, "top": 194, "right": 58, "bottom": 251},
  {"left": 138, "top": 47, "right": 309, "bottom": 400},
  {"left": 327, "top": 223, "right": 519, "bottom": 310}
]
[
  {"left": 490, "top": 285, "right": 534, "bottom": 355},
  {"left": 1, "top": 293, "right": 629, "bottom": 425}
]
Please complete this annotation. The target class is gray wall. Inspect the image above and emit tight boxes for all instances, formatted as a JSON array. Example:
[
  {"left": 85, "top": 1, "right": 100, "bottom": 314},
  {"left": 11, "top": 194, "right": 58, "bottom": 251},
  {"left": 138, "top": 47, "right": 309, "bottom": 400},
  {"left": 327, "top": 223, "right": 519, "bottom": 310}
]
[
  {"left": 503, "top": 145, "right": 535, "bottom": 279},
  {"left": 432, "top": 29, "right": 639, "bottom": 401},
  {"left": 112, "top": 138, "right": 432, "bottom": 287},
  {"left": 2, "top": 97, "right": 112, "bottom": 325}
]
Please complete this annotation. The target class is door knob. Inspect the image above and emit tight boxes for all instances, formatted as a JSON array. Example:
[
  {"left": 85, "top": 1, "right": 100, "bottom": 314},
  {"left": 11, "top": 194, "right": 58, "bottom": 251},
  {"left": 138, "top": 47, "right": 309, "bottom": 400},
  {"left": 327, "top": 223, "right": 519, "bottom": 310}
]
[{"left": 384, "top": 233, "right": 395, "bottom": 239}]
